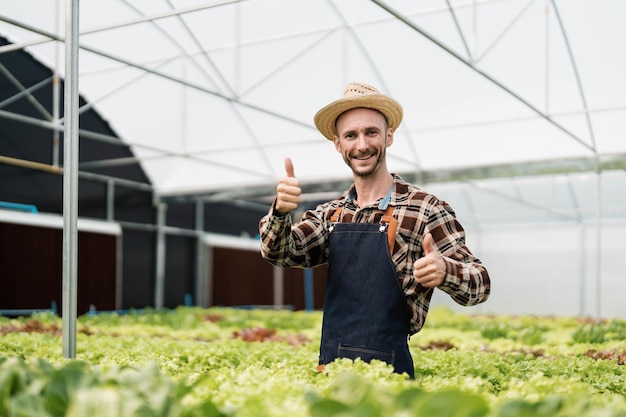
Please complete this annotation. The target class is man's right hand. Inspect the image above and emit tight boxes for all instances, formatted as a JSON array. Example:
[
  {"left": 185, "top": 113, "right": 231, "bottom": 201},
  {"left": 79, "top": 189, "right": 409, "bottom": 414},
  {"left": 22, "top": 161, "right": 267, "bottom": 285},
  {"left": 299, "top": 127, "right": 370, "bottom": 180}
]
[{"left": 274, "top": 157, "right": 301, "bottom": 216}]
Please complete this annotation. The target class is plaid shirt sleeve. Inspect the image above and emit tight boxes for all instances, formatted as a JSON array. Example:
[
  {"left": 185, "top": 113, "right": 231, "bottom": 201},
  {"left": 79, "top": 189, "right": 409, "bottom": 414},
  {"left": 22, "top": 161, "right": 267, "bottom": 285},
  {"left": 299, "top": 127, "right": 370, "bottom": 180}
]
[
  {"left": 424, "top": 199, "right": 490, "bottom": 306},
  {"left": 390, "top": 179, "right": 491, "bottom": 335},
  {"left": 259, "top": 201, "right": 331, "bottom": 268}
]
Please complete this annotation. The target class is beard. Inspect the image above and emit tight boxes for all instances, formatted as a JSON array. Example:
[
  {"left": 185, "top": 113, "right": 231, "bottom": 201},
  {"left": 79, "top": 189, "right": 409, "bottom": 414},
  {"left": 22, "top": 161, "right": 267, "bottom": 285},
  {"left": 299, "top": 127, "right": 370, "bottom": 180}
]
[{"left": 344, "top": 147, "right": 386, "bottom": 177}]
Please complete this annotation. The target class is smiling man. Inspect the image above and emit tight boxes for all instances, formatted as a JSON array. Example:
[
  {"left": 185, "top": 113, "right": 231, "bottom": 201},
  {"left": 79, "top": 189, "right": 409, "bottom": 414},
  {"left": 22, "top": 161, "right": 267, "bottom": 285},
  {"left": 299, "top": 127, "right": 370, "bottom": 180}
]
[{"left": 259, "top": 82, "right": 491, "bottom": 379}]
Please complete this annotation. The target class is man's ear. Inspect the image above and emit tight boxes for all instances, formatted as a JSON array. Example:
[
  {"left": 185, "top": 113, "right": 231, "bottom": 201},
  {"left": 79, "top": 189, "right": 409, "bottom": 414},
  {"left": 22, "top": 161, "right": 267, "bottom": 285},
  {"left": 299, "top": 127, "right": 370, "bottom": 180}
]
[
  {"left": 333, "top": 136, "right": 341, "bottom": 152},
  {"left": 386, "top": 129, "right": 394, "bottom": 147}
]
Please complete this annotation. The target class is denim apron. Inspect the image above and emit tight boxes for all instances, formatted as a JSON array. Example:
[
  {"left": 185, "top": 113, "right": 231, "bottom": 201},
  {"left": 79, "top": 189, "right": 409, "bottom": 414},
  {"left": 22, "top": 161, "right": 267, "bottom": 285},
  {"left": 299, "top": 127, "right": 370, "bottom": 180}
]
[{"left": 318, "top": 204, "right": 415, "bottom": 378}]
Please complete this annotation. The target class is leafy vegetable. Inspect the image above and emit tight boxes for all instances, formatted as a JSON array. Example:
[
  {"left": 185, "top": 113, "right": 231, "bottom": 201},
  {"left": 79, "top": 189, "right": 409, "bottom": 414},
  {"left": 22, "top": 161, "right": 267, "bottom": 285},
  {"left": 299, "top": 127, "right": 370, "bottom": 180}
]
[{"left": 1, "top": 306, "right": 625, "bottom": 416}]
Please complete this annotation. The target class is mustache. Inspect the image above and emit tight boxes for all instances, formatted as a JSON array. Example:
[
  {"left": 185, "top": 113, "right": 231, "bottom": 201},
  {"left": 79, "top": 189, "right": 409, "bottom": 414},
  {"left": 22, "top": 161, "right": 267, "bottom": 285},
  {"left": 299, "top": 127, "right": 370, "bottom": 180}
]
[{"left": 349, "top": 149, "right": 378, "bottom": 159}]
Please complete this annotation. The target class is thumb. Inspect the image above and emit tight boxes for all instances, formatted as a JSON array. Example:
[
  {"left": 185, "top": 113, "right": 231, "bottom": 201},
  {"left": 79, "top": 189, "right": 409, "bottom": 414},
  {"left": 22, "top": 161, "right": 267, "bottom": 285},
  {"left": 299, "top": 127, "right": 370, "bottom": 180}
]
[
  {"left": 284, "top": 157, "right": 295, "bottom": 178},
  {"left": 423, "top": 233, "right": 436, "bottom": 255}
]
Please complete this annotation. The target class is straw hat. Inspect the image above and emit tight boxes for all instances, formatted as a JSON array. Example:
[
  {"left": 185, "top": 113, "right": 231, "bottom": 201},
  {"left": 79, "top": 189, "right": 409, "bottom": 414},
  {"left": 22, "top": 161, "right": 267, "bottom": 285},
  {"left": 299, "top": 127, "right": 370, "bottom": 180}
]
[{"left": 314, "top": 82, "right": 403, "bottom": 141}]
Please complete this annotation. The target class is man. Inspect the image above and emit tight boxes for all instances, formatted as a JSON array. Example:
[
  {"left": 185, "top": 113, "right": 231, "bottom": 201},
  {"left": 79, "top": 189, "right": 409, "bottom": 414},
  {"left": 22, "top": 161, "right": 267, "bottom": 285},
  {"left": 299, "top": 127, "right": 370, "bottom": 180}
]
[{"left": 259, "top": 82, "right": 490, "bottom": 378}]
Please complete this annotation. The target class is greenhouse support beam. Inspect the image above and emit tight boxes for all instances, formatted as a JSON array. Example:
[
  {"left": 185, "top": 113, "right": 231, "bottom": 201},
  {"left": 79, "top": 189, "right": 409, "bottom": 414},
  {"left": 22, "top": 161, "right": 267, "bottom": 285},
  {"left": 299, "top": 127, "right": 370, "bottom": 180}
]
[
  {"left": 273, "top": 267, "right": 284, "bottom": 309},
  {"left": 0, "top": 154, "right": 62, "bottom": 174},
  {"left": 194, "top": 200, "right": 206, "bottom": 307},
  {"left": 106, "top": 179, "right": 115, "bottom": 221},
  {"left": 594, "top": 166, "right": 602, "bottom": 322},
  {"left": 0, "top": 108, "right": 273, "bottom": 182},
  {"left": 154, "top": 202, "right": 167, "bottom": 310},
  {"left": 578, "top": 223, "right": 585, "bottom": 317},
  {"left": 0, "top": 13, "right": 312, "bottom": 131},
  {"left": 371, "top": 0, "right": 594, "bottom": 154},
  {"left": 0, "top": 67, "right": 51, "bottom": 118},
  {"left": 52, "top": 2, "right": 61, "bottom": 168},
  {"left": 62, "top": 0, "right": 79, "bottom": 359},
  {"left": 206, "top": 246, "right": 214, "bottom": 308}
]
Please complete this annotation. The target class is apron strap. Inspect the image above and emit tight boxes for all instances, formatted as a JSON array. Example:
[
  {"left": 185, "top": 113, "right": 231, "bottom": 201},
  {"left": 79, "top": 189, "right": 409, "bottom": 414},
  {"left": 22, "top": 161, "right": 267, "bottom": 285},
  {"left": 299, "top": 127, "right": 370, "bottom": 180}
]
[
  {"left": 330, "top": 207, "right": 342, "bottom": 223},
  {"left": 381, "top": 205, "right": 397, "bottom": 256},
  {"left": 329, "top": 205, "right": 397, "bottom": 256}
]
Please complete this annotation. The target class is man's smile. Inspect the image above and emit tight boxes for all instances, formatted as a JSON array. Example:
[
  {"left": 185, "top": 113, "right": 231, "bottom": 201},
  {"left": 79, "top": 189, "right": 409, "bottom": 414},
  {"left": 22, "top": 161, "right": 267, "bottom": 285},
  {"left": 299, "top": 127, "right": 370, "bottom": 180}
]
[{"left": 352, "top": 153, "right": 376, "bottom": 161}]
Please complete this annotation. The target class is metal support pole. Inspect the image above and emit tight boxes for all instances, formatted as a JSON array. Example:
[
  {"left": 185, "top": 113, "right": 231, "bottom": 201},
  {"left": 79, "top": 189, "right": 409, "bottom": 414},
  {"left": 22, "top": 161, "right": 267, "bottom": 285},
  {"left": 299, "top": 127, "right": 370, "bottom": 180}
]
[
  {"left": 154, "top": 202, "right": 167, "bottom": 309},
  {"left": 273, "top": 266, "right": 283, "bottom": 309},
  {"left": 206, "top": 245, "right": 214, "bottom": 307},
  {"left": 194, "top": 200, "right": 205, "bottom": 307},
  {"left": 106, "top": 178, "right": 114, "bottom": 221},
  {"left": 578, "top": 222, "right": 586, "bottom": 317},
  {"left": 52, "top": 0, "right": 61, "bottom": 168},
  {"left": 62, "top": 0, "right": 79, "bottom": 359},
  {"left": 594, "top": 169, "right": 603, "bottom": 322},
  {"left": 116, "top": 233, "right": 123, "bottom": 310}
]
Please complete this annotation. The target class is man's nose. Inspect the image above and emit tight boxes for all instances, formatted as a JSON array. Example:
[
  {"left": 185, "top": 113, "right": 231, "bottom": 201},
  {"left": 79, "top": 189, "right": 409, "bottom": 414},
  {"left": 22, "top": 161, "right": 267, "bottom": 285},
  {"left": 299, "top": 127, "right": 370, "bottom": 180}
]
[{"left": 356, "top": 134, "right": 368, "bottom": 151}]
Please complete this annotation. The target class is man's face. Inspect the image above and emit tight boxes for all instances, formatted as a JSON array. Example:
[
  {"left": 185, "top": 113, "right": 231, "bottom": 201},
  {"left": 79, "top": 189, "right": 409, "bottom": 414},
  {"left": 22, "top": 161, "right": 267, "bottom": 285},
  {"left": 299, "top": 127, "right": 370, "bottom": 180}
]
[{"left": 333, "top": 108, "right": 393, "bottom": 178}]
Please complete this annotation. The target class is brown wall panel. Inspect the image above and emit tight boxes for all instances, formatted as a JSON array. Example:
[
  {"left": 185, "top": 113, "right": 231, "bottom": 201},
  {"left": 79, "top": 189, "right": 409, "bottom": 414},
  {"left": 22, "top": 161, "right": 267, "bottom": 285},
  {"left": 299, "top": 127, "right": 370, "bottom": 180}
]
[
  {"left": 0, "top": 222, "right": 118, "bottom": 315},
  {"left": 0, "top": 223, "right": 61, "bottom": 310},
  {"left": 211, "top": 247, "right": 274, "bottom": 306},
  {"left": 210, "top": 246, "right": 327, "bottom": 310},
  {"left": 77, "top": 231, "right": 118, "bottom": 312}
]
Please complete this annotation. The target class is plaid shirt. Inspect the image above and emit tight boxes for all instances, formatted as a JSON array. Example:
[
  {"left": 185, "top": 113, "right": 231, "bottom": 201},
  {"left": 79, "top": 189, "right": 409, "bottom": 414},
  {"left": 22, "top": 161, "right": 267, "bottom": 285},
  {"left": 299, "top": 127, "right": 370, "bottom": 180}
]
[{"left": 259, "top": 174, "right": 490, "bottom": 335}]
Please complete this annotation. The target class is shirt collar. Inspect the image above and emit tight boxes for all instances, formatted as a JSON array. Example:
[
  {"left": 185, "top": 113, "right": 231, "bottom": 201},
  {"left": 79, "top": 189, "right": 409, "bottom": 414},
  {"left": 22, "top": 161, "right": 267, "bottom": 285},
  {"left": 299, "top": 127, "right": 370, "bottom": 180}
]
[
  {"left": 346, "top": 174, "right": 397, "bottom": 210},
  {"left": 378, "top": 184, "right": 393, "bottom": 210}
]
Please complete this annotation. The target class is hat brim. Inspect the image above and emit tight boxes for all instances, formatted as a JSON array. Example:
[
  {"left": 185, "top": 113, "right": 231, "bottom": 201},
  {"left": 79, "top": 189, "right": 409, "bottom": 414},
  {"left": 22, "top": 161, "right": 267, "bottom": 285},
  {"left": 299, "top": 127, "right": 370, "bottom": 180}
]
[{"left": 313, "top": 94, "right": 403, "bottom": 141}]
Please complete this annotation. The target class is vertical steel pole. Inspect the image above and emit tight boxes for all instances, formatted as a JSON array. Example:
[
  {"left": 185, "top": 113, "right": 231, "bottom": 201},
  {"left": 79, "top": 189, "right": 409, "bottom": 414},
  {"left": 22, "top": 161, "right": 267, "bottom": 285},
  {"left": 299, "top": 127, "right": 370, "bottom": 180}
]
[
  {"left": 595, "top": 168, "right": 603, "bottom": 322},
  {"left": 206, "top": 245, "right": 214, "bottom": 307},
  {"left": 106, "top": 179, "right": 114, "bottom": 221},
  {"left": 52, "top": 0, "right": 61, "bottom": 167},
  {"left": 62, "top": 0, "right": 79, "bottom": 359},
  {"left": 273, "top": 267, "right": 283, "bottom": 309},
  {"left": 578, "top": 222, "right": 586, "bottom": 317},
  {"left": 194, "top": 200, "right": 205, "bottom": 307},
  {"left": 154, "top": 201, "right": 166, "bottom": 309}
]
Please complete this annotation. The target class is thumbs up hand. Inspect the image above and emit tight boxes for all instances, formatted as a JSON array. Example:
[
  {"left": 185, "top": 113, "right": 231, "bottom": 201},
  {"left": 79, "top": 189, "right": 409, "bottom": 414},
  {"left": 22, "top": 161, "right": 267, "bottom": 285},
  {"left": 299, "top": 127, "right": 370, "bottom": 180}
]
[
  {"left": 413, "top": 233, "right": 446, "bottom": 288},
  {"left": 274, "top": 157, "right": 302, "bottom": 216}
]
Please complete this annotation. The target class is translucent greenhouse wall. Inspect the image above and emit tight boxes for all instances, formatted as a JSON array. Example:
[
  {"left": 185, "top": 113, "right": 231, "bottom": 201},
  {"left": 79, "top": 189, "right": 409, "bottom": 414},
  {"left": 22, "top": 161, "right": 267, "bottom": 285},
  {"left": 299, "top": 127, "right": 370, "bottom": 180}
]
[{"left": 432, "top": 220, "right": 626, "bottom": 320}]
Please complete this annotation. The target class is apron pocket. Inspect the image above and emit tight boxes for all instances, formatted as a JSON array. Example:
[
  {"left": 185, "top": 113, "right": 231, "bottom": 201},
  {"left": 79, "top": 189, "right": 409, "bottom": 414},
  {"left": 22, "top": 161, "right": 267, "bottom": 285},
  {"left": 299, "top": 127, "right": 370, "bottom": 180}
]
[{"left": 337, "top": 344, "right": 395, "bottom": 365}]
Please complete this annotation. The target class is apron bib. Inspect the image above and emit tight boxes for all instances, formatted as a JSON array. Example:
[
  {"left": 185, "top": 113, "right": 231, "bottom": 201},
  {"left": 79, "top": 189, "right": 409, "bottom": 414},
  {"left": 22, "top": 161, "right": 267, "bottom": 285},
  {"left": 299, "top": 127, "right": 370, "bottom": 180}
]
[{"left": 318, "top": 206, "right": 414, "bottom": 378}]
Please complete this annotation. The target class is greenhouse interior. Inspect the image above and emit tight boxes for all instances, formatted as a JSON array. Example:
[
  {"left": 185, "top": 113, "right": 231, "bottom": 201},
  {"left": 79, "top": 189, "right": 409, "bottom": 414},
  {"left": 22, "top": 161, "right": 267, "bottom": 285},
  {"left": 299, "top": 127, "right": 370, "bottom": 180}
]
[
  {"left": 2, "top": 2, "right": 626, "bottom": 417},
  {"left": 1, "top": 0, "right": 625, "bottom": 322}
]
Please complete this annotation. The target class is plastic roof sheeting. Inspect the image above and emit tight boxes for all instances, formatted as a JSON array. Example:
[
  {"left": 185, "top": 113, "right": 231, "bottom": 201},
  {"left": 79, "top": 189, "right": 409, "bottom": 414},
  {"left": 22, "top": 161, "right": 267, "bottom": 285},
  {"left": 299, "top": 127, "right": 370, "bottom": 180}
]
[
  {"left": 1, "top": 0, "right": 625, "bottom": 205},
  {"left": 430, "top": 170, "right": 626, "bottom": 226}
]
